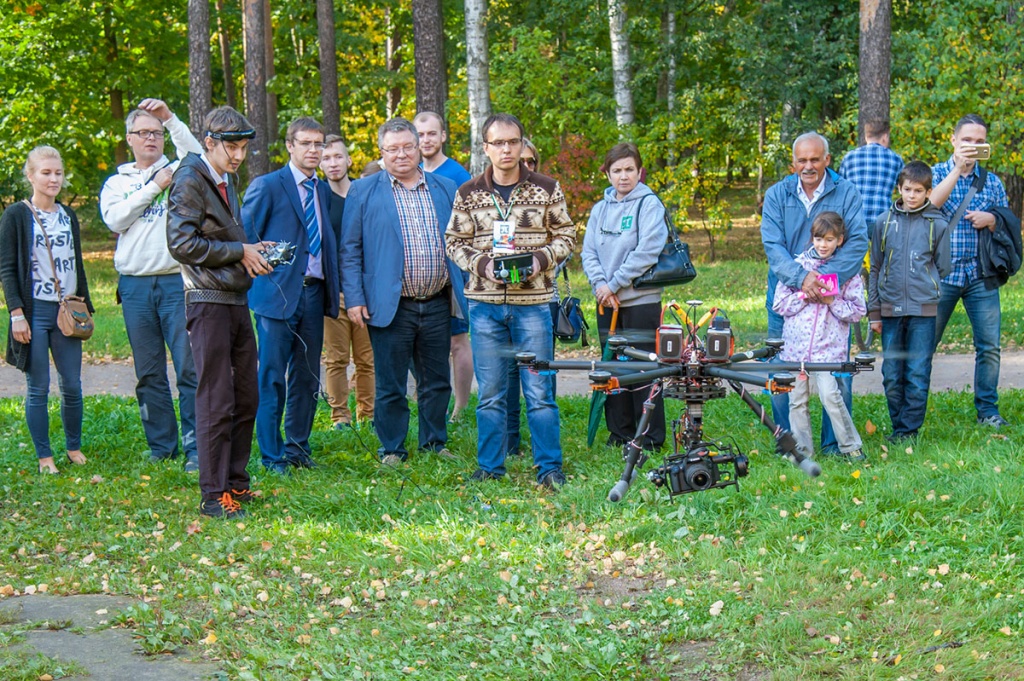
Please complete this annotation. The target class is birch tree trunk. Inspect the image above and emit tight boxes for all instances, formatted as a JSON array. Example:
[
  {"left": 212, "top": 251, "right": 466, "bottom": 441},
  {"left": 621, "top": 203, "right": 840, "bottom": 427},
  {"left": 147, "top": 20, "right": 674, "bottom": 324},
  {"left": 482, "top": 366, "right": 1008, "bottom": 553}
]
[
  {"left": 412, "top": 0, "right": 448, "bottom": 116},
  {"left": 607, "top": 0, "right": 634, "bottom": 129},
  {"left": 465, "top": 0, "right": 491, "bottom": 175},
  {"left": 317, "top": 0, "right": 341, "bottom": 135},
  {"left": 858, "top": 0, "right": 891, "bottom": 144},
  {"left": 386, "top": 8, "right": 403, "bottom": 119},
  {"left": 243, "top": 0, "right": 269, "bottom": 177},
  {"left": 188, "top": 0, "right": 213, "bottom": 134}
]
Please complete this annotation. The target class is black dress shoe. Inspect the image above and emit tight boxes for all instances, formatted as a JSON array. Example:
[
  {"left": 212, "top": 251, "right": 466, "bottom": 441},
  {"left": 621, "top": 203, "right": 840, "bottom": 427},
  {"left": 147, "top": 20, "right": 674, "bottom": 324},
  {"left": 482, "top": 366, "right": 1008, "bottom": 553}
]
[
  {"left": 264, "top": 463, "right": 292, "bottom": 475},
  {"left": 290, "top": 455, "right": 319, "bottom": 469}
]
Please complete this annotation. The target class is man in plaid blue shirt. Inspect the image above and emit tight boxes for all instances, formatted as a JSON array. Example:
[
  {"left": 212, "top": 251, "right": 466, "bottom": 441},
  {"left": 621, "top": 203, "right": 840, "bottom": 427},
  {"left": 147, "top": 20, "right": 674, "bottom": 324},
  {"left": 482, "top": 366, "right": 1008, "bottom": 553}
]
[
  {"left": 839, "top": 120, "right": 904, "bottom": 228},
  {"left": 930, "top": 114, "right": 1010, "bottom": 428}
]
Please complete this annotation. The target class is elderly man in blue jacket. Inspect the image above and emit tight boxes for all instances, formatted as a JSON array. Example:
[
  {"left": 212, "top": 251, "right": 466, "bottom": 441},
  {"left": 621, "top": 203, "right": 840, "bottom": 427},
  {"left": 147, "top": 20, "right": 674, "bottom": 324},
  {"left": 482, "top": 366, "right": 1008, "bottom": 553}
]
[
  {"left": 340, "top": 117, "right": 467, "bottom": 466},
  {"left": 761, "top": 132, "right": 867, "bottom": 456}
]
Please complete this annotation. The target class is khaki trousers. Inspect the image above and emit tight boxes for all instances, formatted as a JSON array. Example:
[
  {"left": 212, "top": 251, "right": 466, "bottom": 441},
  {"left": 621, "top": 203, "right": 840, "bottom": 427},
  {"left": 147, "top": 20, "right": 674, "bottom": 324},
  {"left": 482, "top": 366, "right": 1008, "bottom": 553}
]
[{"left": 323, "top": 294, "right": 375, "bottom": 423}]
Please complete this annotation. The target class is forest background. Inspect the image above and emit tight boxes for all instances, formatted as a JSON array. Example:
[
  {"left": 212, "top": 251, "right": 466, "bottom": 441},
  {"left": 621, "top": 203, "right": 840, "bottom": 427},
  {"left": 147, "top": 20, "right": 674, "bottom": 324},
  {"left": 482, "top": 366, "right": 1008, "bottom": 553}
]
[{"left": 0, "top": 0, "right": 1022, "bottom": 244}]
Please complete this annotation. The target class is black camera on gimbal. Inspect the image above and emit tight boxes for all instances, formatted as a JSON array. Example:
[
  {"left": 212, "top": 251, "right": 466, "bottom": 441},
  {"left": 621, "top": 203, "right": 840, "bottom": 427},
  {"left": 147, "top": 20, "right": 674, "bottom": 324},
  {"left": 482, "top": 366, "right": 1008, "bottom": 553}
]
[{"left": 648, "top": 444, "right": 748, "bottom": 496}]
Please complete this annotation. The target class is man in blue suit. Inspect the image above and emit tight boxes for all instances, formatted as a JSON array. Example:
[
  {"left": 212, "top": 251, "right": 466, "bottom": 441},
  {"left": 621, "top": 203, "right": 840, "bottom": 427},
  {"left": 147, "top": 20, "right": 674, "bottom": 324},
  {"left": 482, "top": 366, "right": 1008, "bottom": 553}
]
[
  {"left": 243, "top": 117, "right": 340, "bottom": 473},
  {"left": 341, "top": 117, "right": 466, "bottom": 465}
]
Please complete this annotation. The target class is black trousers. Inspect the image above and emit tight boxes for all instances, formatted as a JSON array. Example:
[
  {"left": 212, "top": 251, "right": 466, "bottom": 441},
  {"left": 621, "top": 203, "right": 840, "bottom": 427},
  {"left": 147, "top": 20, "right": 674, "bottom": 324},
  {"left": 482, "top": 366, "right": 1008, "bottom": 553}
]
[
  {"left": 596, "top": 301, "right": 666, "bottom": 449},
  {"left": 186, "top": 303, "right": 259, "bottom": 500}
]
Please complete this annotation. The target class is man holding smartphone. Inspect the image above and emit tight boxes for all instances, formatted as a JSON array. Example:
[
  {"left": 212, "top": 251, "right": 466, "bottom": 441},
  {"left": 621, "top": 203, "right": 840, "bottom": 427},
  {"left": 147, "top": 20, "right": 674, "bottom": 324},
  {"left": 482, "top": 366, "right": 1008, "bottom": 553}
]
[{"left": 930, "top": 114, "right": 1010, "bottom": 428}]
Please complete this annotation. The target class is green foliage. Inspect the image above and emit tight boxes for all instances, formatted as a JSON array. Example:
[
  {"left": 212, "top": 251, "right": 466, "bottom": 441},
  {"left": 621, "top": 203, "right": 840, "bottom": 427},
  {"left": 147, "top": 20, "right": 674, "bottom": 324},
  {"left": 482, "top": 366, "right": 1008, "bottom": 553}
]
[
  {"left": 0, "top": 0, "right": 188, "bottom": 205},
  {"left": 889, "top": 0, "right": 1024, "bottom": 178}
]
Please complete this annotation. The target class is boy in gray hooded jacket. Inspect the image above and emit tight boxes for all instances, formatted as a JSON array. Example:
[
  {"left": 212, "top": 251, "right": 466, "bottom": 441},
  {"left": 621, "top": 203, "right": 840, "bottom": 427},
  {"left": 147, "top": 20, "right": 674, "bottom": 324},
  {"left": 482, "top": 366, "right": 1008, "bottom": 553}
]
[{"left": 868, "top": 161, "right": 950, "bottom": 441}]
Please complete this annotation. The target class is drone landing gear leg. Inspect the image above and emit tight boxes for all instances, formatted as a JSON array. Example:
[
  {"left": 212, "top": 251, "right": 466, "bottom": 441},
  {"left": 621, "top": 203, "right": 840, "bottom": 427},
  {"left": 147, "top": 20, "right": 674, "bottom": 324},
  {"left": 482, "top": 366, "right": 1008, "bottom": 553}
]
[
  {"left": 726, "top": 381, "right": 821, "bottom": 478},
  {"left": 607, "top": 385, "right": 659, "bottom": 502}
]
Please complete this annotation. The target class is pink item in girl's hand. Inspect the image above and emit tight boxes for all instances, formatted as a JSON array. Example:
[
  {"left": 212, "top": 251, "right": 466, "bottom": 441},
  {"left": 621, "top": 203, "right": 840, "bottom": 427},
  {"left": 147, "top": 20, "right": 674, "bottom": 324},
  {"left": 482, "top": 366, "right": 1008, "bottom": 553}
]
[{"left": 798, "top": 272, "right": 839, "bottom": 299}]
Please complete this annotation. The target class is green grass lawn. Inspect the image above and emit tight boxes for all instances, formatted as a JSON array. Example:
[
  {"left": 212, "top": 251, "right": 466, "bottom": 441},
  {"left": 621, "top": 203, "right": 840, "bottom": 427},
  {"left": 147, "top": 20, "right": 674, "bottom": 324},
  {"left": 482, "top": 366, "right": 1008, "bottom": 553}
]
[
  {"left": 3, "top": 247, "right": 1021, "bottom": 361},
  {"left": 1, "top": 390, "right": 1022, "bottom": 679}
]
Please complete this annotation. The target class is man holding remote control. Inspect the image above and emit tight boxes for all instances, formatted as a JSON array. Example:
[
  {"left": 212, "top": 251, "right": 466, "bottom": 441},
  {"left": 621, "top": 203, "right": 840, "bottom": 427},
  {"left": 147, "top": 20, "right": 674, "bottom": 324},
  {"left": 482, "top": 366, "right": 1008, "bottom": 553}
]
[
  {"left": 445, "top": 113, "right": 575, "bottom": 490},
  {"left": 243, "top": 117, "right": 340, "bottom": 474}
]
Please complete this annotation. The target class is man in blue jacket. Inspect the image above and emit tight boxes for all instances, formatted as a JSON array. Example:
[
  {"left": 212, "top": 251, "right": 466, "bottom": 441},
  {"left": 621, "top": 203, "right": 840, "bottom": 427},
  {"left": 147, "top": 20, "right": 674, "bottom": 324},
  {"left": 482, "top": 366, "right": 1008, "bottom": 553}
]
[
  {"left": 243, "top": 117, "right": 340, "bottom": 474},
  {"left": 340, "top": 117, "right": 466, "bottom": 465},
  {"left": 761, "top": 132, "right": 867, "bottom": 456}
]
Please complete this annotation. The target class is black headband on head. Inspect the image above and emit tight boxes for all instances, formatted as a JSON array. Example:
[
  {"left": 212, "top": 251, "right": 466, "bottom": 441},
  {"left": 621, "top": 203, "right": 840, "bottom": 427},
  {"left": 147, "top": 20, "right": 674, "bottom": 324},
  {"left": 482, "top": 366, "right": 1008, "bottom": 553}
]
[{"left": 206, "top": 129, "right": 256, "bottom": 142}]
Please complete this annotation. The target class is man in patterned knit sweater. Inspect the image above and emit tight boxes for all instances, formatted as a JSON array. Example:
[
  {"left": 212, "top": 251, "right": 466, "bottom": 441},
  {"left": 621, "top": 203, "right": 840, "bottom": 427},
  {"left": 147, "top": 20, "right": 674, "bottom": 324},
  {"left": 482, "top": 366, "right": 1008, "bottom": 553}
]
[{"left": 445, "top": 113, "right": 575, "bottom": 490}]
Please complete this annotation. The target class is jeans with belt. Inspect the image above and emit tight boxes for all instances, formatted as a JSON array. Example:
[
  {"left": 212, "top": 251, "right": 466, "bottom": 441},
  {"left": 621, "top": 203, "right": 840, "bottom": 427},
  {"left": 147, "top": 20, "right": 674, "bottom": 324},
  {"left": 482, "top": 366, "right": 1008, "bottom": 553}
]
[
  {"left": 367, "top": 294, "right": 451, "bottom": 458},
  {"left": 470, "top": 300, "right": 561, "bottom": 481}
]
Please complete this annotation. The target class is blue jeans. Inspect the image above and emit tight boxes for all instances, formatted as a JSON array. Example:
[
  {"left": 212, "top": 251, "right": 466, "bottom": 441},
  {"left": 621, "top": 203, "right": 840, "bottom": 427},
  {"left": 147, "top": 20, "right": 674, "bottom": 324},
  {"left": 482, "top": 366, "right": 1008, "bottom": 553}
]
[
  {"left": 367, "top": 295, "right": 451, "bottom": 458},
  {"left": 767, "top": 303, "right": 852, "bottom": 454},
  {"left": 469, "top": 301, "right": 561, "bottom": 481},
  {"left": 255, "top": 283, "right": 326, "bottom": 468},
  {"left": 119, "top": 274, "right": 197, "bottom": 459},
  {"left": 881, "top": 316, "right": 936, "bottom": 437},
  {"left": 505, "top": 303, "right": 559, "bottom": 455},
  {"left": 26, "top": 300, "right": 82, "bottom": 459},
  {"left": 935, "top": 279, "right": 1001, "bottom": 418}
]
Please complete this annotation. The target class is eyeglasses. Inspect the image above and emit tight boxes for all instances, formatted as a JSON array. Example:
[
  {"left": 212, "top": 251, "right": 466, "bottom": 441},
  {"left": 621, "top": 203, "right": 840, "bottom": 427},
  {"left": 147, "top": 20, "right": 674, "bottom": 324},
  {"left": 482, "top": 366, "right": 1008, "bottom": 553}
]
[
  {"left": 380, "top": 144, "right": 418, "bottom": 156},
  {"left": 485, "top": 138, "right": 523, "bottom": 149},
  {"left": 129, "top": 130, "right": 164, "bottom": 140},
  {"left": 291, "top": 140, "right": 327, "bottom": 151},
  {"left": 523, "top": 157, "right": 537, "bottom": 168}
]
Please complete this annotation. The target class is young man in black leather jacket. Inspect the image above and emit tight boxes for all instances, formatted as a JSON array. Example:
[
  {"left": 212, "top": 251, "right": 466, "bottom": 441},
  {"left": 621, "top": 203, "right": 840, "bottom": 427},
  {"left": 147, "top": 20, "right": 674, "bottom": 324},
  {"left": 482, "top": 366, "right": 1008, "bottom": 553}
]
[{"left": 167, "top": 106, "right": 272, "bottom": 519}]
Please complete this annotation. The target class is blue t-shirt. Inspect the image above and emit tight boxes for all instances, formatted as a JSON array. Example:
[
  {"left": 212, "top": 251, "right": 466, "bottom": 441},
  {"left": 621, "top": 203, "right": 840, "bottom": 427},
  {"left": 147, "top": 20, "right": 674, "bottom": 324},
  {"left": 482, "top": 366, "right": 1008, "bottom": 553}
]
[{"left": 426, "top": 157, "right": 471, "bottom": 189}]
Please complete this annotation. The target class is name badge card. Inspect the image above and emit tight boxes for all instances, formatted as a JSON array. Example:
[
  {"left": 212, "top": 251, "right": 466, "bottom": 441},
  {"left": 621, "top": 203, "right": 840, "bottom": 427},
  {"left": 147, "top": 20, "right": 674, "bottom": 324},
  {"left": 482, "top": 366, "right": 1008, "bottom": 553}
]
[{"left": 493, "top": 220, "right": 515, "bottom": 254}]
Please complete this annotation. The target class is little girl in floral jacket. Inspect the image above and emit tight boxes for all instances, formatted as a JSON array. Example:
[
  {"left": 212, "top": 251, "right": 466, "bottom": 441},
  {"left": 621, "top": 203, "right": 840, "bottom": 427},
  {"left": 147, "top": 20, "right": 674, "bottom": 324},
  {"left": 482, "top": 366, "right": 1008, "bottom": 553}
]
[{"left": 773, "top": 211, "right": 867, "bottom": 461}]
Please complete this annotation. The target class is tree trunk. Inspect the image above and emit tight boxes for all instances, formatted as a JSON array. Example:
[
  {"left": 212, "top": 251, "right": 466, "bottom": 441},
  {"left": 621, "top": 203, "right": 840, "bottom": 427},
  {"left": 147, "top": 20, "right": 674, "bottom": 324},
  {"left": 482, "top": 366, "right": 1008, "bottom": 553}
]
[
  {"left": 412, "top": 0, "right": 448, "bottom": 116},
  {"left": 215, "top": 0, "right": 236, "bottom": 109},
  {"left": 465, "top": 0, "right": 491, "bottom": 175},
  {"left": 317, "top": 0, "right": 341, "bottom": 135},
  {"left": 386, "top": 9, "right": 403, "bottom": 119},
  {"left": 664, "top": 4, "right": 676, "bottom": 166},
  {"left": 607, "top": 0, "right": 634, "bottom": 129},
  {"left": 264, "top": 0, "right": 278, "bottom": 146},
  {"left": 188, "top": 0, "right": 213, "bottom": 134},
  {"left": 103, "top": 6, "right": 128, "bottom": 165},
  {"left": 858, "top": 0, "right": 891, "bottom": 144},
  {"left": 1005, "top": 174, "right": 1023, "bottom": 219},
  {"left": 757, "top": 103, "right": 766, "bottom": 207},
  {"left": 243, "top": 0, "right": 269, "bottom": 177}
]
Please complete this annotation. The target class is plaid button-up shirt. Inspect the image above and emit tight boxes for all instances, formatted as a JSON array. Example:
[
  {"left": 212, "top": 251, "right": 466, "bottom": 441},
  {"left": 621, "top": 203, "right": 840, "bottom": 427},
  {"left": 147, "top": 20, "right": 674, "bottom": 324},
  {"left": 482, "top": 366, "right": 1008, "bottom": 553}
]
[
  {"left": 931, "top": 158, "right": 1009, "bottom": 287},
  {"left": 389, "top": 171, "right": 450, "bottom": 298},
  {"left": 838, "top": 143, "right": 904, "bottom": 227}
]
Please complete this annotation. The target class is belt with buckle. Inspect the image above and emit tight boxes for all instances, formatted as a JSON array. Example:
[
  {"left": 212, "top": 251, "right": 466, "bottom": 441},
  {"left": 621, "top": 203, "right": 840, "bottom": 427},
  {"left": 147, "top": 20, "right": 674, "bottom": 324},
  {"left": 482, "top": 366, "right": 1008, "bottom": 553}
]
[
  {"left": 403, "top": 289, "right": 445, "bottom": 303},
  {"left": 303, "top": 276, "right": 323, "bottom": 287}
]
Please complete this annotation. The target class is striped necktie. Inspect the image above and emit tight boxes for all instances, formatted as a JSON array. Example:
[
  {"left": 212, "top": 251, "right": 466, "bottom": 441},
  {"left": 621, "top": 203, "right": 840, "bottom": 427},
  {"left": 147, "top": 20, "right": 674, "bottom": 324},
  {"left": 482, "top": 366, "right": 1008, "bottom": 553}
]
[{"left": 302, "top": 177, "right": 321, "bottom": 258}]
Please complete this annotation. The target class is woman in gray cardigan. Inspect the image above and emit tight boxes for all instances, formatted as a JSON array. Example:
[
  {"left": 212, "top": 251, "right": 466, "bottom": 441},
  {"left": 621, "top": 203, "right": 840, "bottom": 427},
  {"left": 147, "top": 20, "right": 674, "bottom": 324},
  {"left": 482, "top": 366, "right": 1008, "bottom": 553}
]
[
  {"left": 581, "top": 143, "right": 668, "bottom": 449},
  {"left": 0, "top": 146, "right": 93, "bottom": 474}
]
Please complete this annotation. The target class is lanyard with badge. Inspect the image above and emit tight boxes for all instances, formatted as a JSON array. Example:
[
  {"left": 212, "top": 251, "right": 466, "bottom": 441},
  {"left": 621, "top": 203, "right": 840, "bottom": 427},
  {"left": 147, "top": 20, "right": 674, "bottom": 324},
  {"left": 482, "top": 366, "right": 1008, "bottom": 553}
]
[{"left": 491, "top": 190, "right": 532, "bottom": 283}]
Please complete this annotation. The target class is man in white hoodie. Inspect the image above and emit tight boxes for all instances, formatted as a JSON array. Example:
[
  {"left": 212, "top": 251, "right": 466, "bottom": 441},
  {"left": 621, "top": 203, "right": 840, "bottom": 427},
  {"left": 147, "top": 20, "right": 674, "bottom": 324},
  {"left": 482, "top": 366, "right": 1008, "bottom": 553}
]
[{"left": 100, "top": 99, "right": 203, "bottom": 470}]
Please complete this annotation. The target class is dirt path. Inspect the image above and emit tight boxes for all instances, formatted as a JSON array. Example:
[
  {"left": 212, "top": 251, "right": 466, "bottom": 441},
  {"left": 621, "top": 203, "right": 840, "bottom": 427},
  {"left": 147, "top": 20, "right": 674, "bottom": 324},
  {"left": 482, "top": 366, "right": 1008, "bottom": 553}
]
[{"left": 2, "top": 352, "right": 1022, "bottom": 400}]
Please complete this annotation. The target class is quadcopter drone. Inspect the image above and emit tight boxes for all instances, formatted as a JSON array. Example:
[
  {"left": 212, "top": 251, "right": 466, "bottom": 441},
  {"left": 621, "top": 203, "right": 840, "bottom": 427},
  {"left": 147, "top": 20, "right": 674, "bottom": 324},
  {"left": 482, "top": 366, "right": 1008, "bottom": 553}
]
[{"left": 516, "top": 300, "right": 876, "bottom": 503}]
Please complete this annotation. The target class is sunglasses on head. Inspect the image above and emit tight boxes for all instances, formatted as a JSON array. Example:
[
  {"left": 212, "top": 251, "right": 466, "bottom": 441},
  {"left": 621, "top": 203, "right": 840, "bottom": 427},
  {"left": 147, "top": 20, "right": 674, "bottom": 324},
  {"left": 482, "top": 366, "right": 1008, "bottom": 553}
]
[{"left": 206, "top": 129, "right": 257, "bottom": 142}]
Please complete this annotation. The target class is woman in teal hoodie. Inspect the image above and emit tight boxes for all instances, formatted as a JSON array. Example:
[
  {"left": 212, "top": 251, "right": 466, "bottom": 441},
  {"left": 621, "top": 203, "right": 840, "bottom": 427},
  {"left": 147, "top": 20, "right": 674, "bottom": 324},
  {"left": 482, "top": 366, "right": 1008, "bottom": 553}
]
[{"left": 581, "top": 143, "right": 668, "bottom": 449}]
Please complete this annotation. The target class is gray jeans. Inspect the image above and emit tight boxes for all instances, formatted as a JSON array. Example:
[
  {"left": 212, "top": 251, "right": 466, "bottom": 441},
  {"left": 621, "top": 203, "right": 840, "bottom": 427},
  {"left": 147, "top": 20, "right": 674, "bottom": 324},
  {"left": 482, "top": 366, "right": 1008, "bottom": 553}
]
[{"left": 789, "top": 372, "right": 861, "bottom": 457}]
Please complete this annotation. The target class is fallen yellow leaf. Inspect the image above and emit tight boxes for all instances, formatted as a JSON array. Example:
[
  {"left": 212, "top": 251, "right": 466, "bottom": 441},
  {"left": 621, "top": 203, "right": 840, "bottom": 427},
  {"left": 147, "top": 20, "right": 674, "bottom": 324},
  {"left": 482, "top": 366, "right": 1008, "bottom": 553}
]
[
  {"left": 851, "top": 470, "right": 861, "bottom": 479},
  {"left": 999, "top": 626, "right": 1012, "bottom": 635},
  {"left": 201, "top": 632, "right": 217, "bottom": 645},
  {"left": 865, "top": 419, "right": 877, "bottom": 435}
]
